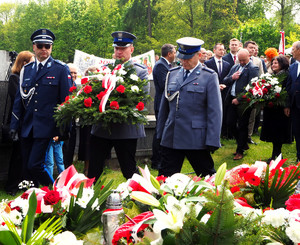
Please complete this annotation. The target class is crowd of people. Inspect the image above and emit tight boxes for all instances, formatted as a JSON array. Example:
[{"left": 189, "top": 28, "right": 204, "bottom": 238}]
[{"left": 3, "top": 27, "right": 300, "bottom": 195}]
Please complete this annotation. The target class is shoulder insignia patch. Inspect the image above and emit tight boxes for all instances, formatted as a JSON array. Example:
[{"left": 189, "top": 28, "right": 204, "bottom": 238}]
[
  {"left": 134, "top": 63, "right": 147, "bottom": 69},
  {"left": 202, "top": 66, "right": 215, "bottom": 73},
  {"left": 54, "top": 59, "right": 66, "bottom": 66},
  {"left": 169, "top": 66, "right": 181, "bottom": 72}
]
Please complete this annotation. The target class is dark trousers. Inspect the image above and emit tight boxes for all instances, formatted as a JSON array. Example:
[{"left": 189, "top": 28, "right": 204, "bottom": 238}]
[
  {"left": 151, "top": 110, "right": 161, "bottom": 169},
  {"left": 88, "top": 135, "right": 139, "bottom": 180},
  {"left": 21, "top": 135, "right": 54, "bottom": 186},
  {"left": 158, "top": 146, "right": 216, "bottom": 177},
  {"left": 63, "top": 122, "right": 77, "bottom": 168},
  {"left": 5, "top": 140, "right": 23, "bottom": 192},
  {"left": 226, "top": 100, "right": 251, "bottom": 154},
  {"left": 291, "top": 105, "right": 300, "bottom": 160}
]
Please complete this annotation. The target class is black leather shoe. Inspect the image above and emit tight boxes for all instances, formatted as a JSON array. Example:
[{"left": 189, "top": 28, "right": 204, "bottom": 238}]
[{"left": 248, "top": 137, "right": 257, "bottom": 145}]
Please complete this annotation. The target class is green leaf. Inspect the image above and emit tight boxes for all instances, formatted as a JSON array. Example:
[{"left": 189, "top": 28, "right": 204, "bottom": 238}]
[
  {"left": 214, "top": 162, "right": 227, "bottom": 186},
  {"left": 21, "top": 190, "right": 37, "bottom": 243}
]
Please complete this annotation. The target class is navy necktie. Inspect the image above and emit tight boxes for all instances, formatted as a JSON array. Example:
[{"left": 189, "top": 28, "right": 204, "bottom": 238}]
[
  {"left": 183, "top": 70, "right": 190, "bottom": 81},
  {"left": 218, "top": 60, "right": 222, "bottom": 75},
  {"left": 37, "top": 63, "right": 43, "bottom": 74}
]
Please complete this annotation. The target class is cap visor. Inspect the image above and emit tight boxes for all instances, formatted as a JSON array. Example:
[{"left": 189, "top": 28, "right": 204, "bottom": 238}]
[
  {"left": 177, "top": 51, "right": 197, "bottom": 60},
  {"left": 112, "top": 43, "right": 132, "bottom": 47},
  {"left": 34, "top": 41, "right": 53, "bottom": 44}
]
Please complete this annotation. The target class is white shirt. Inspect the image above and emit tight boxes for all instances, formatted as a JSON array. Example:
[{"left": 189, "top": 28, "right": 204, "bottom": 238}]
[
  {"left": 296, "top": 60, "right": 300, "bottom": 77},
  {"left": 36, "top": 57, "right": 50, "bottom": 71},
  {"left": 214, "top": 57, "right": 222, "bottom": 73},
  {"left": 184, "top": 61, "right": 200, "bottom": 78},
  {"left": 162, "top": 57, "right": 171, "bottom": 66}
]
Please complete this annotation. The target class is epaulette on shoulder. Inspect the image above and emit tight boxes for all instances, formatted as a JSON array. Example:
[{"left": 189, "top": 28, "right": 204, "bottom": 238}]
[
  {"left": 54, "top": 59, "right": 66, "bottom": 66},
  {"left": 134, "top": 63, "right": 147, "bottom": 69},
  {"left": 169, "top": 66, "right": 181, "bottom": 72},
  {"left": 24, "top": 61, "right": 34, "bottom": 68},
  {"left": 202, "top": 66, "right": 215, "bottom": 73}
]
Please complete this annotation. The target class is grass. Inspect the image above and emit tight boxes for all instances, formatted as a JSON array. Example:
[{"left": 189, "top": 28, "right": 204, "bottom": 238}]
[{"left": 0, "top": 132, "right": 298, "bottom": 201}]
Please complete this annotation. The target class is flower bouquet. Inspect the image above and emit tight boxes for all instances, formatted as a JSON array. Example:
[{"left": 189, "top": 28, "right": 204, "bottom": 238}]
[
  {"left": 238, "top": 73, "right": 288, "bottom": 110},
  {"left": 223, "top": 156, "right": 300, "bottom": 209},
  {"left": 54, "top": 61, "right": 151, "bottom": 130},
  {"left": 0, "top": 165, "right": 113, "bottom": 244}
]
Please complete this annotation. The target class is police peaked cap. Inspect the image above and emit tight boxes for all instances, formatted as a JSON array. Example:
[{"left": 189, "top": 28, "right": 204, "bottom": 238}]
[
  {"left": 111, "top": 31, "right": 136, "bottom": 47},
  {"left": 31, "top": 29, "right": 55, "bottom": 44},
  {"left": 176, "top": 37, "right": 204, "bottom": 59}
]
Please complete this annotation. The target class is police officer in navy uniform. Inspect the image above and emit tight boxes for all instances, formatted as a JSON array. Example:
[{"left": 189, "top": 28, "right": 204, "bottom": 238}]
[
  {"left": 88, "top": 31, "right": 149, "bottom": 181},
  {"left": 10, "top": 28, "right": 72, "bottom": 186},
  {"left": 157, "top": 37, "right": 222, "bottom": 177}
]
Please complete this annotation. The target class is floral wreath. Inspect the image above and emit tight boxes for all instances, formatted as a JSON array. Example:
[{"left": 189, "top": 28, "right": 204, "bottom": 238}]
[{"left": 54, "top": 61, "right": 151, "bottom": 130}]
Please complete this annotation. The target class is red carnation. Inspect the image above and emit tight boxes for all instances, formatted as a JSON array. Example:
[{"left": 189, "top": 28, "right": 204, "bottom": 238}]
[
  {"left": 285, "top": 193, "right": 300, "bottom": 211},
  {"left": 81, "top": 77, "right": 89, "bottom": 85},
  {"left": 249, "top": 88, "right": 253, "bottom": 94},
  {"left": 110, "top": 101, "right": 119, "bottom": 110},
  {"left": 65, "top": 96, "right": 70, "bottom": 102},
  {"left": 97, "top": 91, "right": 106, "bottom": 100},
  {"left": 116, "top": 85, "right": 126, "bottom": 93},
  {"left": 44, "top": 190, "right": 61, "bottom": 206},
  {"left": 268, "top": 102, "right": 274, "bottom": 108},
  {"left": 136, "top": 102, "right": 144, "bottom": 111},
  {"left": 69, "top": 86, "right": 76, "bottom": 93},
  {"left": 252, "top": 82, "right": 256, "bottom": 86},
  {"left": 230, "top": 186, "right": 240, "bottom": 193},
  {"left": 275, "top": 93, "right": 280, "bottom": 98},
  {"left": 247, "top": 98, "right": 251, "bottom": 103},
  {"left": 84, "top": 85, "right": 93, "bottom": 94},
  {"left": 242, "top": 95, "right": 247, "bottom": 99},
  {"left": 84, "top": 97, "right": 93, "bottom": 107},
  {"left": 263, "top": 88, "right": 268, "bottom": 94},
  {"left": 261, "top": 79, "right": 266, "bottom": 83}
]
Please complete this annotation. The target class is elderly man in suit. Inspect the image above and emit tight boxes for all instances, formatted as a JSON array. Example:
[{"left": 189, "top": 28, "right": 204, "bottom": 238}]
[
  {"left": 88, "top": 31, "right": 150, "bottom": 180},
  {"left": 286, "top": 41, "right": 300, "bottom": 161},
  {"left": 223, "top": 38, "right": 240, "bottom": 69},
  {"left": 10, "top": 29, "right": 72, "bottom": 186},
  {"left": 151, "top": 44, "right": 176, "bottom": 170},
  {"left": 157, "top": 37, "right": 222, "bottom": 177},
  {"left": 224, "top": 49, "right": 259, "bottom": 160}
]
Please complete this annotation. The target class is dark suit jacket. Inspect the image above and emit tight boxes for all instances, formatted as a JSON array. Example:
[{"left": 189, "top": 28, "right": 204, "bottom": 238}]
[
  {"left": 223, "top": 53, "right": 235, "bottom": 68},
  {"left": 153, "top": 57, "right": 170, "bottom": 112},
  {"left": 204, "top": 58, "right": 231, "bottom": 83},
  {"left": 286, "top": 62, "right": 300, "bottom": 109},
  {"left": 223, "top": 62, "right": 259, "bottom": 103}
]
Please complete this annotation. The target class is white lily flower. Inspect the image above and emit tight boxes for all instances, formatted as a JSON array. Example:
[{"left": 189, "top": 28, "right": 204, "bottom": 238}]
[
  {"left": 152, "top": 208, "right": 184, "bottom": 233},
  {"left": 131, "top": 191, "right": 160, "bottom": 207}
]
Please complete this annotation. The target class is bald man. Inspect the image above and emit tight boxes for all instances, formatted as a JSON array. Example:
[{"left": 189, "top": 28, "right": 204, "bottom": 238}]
[{"left": 223, "top": 49, "right": 259, "bottom": 160}]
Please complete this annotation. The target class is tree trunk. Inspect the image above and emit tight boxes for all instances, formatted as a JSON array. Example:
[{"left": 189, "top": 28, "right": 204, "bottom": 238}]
[{"left": 147, "top": 0, "right": 152, "bottom": 37}]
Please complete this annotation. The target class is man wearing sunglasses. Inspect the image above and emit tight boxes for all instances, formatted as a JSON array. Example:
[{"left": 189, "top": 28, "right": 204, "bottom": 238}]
[{"left": 10, "top": 28, "right": 72, "bottom": 187}]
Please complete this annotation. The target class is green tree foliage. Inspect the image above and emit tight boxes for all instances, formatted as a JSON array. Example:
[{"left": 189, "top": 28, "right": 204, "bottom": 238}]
[
  {"left": 0, "top": 0, "right": 299, "bottom": 61},
  {"left": 233, "top": 19, "right": 280, "bottom": 55}
]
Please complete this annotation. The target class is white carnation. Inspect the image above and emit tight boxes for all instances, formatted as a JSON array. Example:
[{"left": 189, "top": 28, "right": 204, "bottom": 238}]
[
  {"left": 274, "top": 85, "right": 282, "bottom": 93},
  {"left": 286, "top": 220, "right": 300, "bottom": 243},
  {"left": 269, "top": 78, "right": 279, "bottom": 85},
  {"left": 262, "top": 208, "right": 289, "bottom": 228},
  {"left": 116, "top": 76, "right": 124, "bottom": 83},
  {"left": 131, "top": 85, "right": 139, "bottom": 92},
  {"left": 118, "top": 68, "right": 127, "bottom": 75},
  {"left": 50, "top": 231, "right": 83, "bottom": 245},
  {"left": 130, "top": 74, "right": 139, "bottom": 81}
]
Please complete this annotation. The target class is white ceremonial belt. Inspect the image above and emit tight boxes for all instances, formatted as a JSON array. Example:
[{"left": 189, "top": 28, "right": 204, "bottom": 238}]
[{"left": 164, "top": 71, "right": 180, "bottom": 111}]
